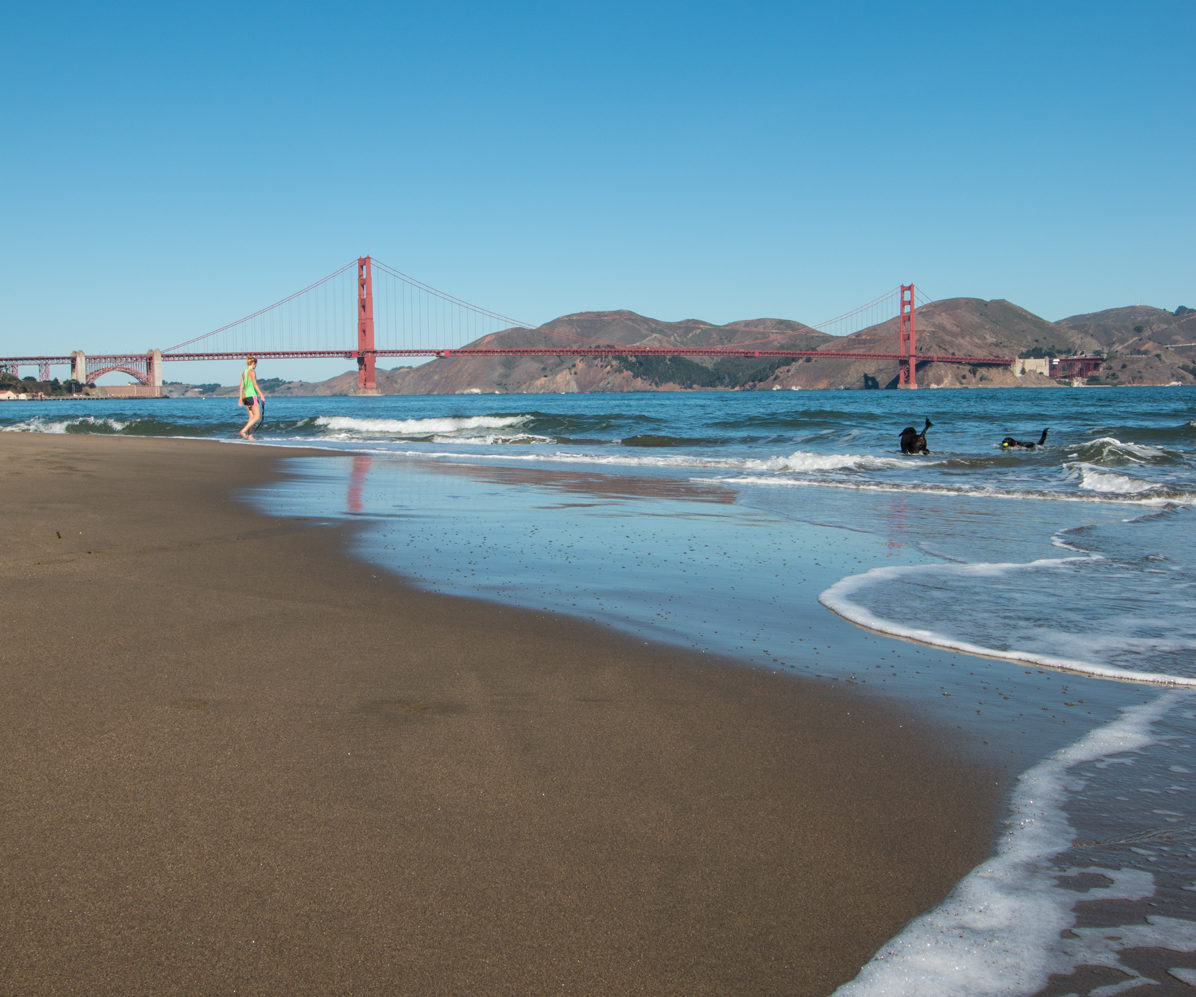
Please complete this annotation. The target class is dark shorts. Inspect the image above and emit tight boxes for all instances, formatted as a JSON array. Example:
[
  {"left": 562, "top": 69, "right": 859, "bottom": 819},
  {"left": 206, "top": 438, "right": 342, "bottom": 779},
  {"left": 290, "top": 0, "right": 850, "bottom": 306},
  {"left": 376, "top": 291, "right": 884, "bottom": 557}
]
[{"left": 243, "top": 396, "right": 258, "bottom": 406}]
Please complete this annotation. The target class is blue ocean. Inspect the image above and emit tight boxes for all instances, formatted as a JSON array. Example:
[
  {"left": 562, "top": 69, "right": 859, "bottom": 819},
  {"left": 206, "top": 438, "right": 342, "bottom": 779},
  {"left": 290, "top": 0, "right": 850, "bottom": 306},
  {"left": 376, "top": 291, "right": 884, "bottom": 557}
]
[{"left": 6, "top": 385, "right": 1196, "bottom": 995}]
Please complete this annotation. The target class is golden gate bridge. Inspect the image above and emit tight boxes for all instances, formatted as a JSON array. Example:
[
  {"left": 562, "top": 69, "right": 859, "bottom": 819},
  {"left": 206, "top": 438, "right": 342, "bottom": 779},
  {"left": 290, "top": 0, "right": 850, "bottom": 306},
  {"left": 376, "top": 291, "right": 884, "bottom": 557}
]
[{"left": 1, "top": 257, "right": 1014, "bottom": 392}]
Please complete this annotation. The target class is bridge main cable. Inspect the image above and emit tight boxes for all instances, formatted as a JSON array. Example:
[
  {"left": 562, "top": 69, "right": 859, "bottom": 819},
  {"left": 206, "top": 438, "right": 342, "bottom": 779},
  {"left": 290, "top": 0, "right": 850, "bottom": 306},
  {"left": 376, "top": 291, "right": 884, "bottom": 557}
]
[
  {"left": 370, "top": 259, "right": 534, "bottom": 331},
  {"left": 162, "top": 260, "right": 359, "bottom": 354}
]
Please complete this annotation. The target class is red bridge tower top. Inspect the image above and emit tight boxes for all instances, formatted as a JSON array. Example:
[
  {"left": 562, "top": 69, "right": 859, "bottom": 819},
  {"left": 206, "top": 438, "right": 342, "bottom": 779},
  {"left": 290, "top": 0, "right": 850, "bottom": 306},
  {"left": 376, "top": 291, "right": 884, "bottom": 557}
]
[
  {"left": 357, "top": 256, "right": 377, "bottom": 393},
  {"left": 898, "top": 284, "right": 916, "bottom": 389}
]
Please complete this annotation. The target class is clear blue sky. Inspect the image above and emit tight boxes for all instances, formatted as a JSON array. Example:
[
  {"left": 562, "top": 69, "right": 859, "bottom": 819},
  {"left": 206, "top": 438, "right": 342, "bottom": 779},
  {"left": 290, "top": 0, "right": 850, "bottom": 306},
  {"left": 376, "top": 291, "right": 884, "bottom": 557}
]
[{"left": 2, "top": 0, "right": 1193, "bottom": 384}]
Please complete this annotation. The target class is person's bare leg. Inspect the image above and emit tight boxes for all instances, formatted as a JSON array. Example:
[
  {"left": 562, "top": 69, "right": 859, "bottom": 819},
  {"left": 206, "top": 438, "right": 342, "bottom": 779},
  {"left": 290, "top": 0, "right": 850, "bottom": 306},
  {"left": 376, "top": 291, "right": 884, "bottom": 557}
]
[{"left": 240, "top": 401, "right": 259, "bottom": 439}]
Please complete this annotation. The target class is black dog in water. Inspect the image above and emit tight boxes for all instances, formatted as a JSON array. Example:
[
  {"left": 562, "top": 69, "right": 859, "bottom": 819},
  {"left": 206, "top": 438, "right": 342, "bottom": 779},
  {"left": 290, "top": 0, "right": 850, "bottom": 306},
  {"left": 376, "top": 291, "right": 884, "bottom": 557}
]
[
  {"left": 899, "top": 418, "right": 932, "bottom": 455},
  {"left": 1001, "top": 428, "right": 1049, "bottom": 450}
]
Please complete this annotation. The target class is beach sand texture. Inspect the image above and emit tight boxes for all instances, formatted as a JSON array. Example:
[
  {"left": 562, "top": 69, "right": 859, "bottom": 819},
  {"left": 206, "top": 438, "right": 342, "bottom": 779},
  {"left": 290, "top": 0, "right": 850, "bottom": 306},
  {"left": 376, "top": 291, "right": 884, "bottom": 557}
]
[{"left": 1, "top": 435, "right": 1000, "bottom": 996}]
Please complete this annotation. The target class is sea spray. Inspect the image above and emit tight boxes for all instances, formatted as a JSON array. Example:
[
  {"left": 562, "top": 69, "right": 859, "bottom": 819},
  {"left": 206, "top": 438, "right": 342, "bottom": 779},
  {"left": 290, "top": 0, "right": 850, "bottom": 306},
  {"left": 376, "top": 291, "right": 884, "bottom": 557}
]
[{"left": 832, "top": 693, "right": 1192, "bottom": 997}]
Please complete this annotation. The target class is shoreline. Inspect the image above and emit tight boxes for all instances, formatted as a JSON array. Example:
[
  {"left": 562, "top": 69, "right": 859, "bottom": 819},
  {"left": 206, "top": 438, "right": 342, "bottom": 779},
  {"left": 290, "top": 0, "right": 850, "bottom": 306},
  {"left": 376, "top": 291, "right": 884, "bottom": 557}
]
[
  {"left": 819, "top": 599, "right": 1196, "bottom": 689},
  {"left": 1, "top": 434, "right": 1003, "bottom": 995}
]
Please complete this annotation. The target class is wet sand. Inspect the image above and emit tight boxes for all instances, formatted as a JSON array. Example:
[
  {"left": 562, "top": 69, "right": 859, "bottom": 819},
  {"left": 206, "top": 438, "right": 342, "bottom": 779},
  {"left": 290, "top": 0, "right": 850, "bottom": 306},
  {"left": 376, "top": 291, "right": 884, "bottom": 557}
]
[{"left": 0, "top": 434, "right": 1003, "bottom": 996}]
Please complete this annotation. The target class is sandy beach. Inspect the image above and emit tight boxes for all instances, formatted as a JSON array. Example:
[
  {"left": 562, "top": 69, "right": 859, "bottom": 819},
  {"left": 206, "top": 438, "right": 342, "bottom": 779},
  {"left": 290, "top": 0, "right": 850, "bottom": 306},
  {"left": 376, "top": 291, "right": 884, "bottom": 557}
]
[{"left": 0, "top": 433, "right": 1003, "bottom": 996}]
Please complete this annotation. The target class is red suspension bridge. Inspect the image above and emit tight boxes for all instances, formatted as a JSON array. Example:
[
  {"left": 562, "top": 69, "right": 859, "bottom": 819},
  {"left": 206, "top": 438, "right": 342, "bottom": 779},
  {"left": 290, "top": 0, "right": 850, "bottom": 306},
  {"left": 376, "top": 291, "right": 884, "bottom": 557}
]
[{"left": 2, "top": 257, "right": 1015, "bottom": 393}]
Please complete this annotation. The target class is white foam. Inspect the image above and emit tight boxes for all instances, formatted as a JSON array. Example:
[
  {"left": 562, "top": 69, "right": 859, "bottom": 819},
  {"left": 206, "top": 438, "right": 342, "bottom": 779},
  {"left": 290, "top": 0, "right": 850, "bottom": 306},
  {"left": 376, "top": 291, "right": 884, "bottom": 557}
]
[
  {"left": 260, "top": 436, "right": 1196, "bottom": 507},
  {"left": 314, "top": 414, "right": 527, "bottom": 437},
  {"left": 765, "top": 450, "right": 908, "bottom": 472},
  {"left": 1070, "top": 463, "right": 1156, "bottom": 495},
  {"left": 1079, "top": 436, "right": 1168, "bottom": 462},
  {"left": 819, "top": 561, "right": 1196, "bottom": 687},
  {"left": 834, "top": 694, "right": 1183, "bottom": 997},
  {"left": 429, "top": 433, "right": 555, "bottom": 446},
  {"left": 1, "top": 420, "right": 66, "bottom": 433},
  {"left": 347, "top": 445, "right": 892, "bottom": 475},
  {"left": 297, "top": 443, "right": 1194, "bottom": 506},
  {"left": 1, "top": 415, "right": 129, "bottom": 434},
  {"left": 726, "top": 474, "right": 1193, "bottom": 506},
  {"left": 532, "top": 448, "right": 902, "bottom": 475}
]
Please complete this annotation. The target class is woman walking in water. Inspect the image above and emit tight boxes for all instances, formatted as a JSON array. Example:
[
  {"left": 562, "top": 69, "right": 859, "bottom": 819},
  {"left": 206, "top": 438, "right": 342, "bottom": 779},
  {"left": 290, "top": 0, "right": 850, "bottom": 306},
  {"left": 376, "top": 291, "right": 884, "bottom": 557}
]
[{"left": 238, "top": 356, "right": 265, "bottom": 439}]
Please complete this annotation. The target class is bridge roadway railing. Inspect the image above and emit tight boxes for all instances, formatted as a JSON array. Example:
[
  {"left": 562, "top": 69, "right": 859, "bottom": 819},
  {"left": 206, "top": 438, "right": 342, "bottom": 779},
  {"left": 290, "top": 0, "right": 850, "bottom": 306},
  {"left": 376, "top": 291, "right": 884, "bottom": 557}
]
[
  {"left": 415, "top": 347, "right": 1015, "bottom": 363},
  {"left": 2, "top": 347, "right": 1017, "bottom": 383},
  {"left": 158, "top": 348, "right": 1016, "bottom": 363}
]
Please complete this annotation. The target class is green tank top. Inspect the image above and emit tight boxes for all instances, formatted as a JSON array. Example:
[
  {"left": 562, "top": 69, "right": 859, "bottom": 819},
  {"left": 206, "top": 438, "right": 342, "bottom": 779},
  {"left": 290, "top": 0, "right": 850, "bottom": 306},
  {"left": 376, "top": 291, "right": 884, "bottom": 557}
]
[{"left": 241, "top": 369, "right": 260, "bottom": 399}]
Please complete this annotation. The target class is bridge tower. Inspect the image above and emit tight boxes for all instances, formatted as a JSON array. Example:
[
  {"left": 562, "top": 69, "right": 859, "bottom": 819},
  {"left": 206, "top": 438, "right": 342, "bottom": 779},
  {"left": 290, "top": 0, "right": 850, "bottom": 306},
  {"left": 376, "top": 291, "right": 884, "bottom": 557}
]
[
  {"left": 898, "top": 283, "right": 917, "bottom": 389},
  {"left": 146, "top": 349, "right": 163, "bottom": 394},
  {"left": 356, "top": 256, "right": 379, "bottom": 393}
]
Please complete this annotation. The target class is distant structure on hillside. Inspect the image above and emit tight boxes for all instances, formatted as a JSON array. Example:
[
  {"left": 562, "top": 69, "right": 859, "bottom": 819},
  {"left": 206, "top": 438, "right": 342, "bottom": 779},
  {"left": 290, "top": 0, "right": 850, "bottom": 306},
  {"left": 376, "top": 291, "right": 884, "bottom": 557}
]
[
  {"left": 1050, "top": 356, "right": 1106, "bottom": 380},
  {"left": 1012, "top": 354, "right": 1106, "bottom": 383},
  {"left": 1014, "top": 358, "right": 1050, "bottom": 377}
]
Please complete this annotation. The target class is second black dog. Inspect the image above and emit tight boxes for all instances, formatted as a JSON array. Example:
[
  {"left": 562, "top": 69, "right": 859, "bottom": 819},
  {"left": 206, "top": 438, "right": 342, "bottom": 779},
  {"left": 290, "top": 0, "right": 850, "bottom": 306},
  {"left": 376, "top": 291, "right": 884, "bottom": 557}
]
[{"left": 1001, "top": 428, "right": 1049, "bottom": 450}]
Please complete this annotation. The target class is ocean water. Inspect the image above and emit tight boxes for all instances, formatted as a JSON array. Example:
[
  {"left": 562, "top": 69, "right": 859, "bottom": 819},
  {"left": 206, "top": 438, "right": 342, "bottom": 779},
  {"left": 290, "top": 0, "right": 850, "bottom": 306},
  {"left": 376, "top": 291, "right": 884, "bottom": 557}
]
[{"left": 5, "top": 385, "right": 1196, "bottom": 994}]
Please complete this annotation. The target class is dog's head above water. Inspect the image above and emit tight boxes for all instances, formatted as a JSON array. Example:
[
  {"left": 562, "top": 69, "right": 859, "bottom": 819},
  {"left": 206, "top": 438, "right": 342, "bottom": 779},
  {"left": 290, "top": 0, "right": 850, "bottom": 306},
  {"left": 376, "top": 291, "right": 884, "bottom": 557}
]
[{"left": 1001, "top": 428, "right": 1049, "bottom": 450}]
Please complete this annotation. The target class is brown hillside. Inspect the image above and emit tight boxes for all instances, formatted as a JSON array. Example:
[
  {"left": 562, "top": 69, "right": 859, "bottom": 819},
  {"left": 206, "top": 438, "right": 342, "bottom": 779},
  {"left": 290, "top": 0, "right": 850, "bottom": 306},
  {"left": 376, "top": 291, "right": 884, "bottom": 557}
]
[
  {"left": 285, "top": 299, "right": 1196, "bottom": 395},
  {"left": 758, "top": 298, "right": 1066, "bottom": 391},
  {"left": 377, "top": 311, "right": 833, "bottom": 394},
  {"left": 481, "top": 311, "right": 830, "bottom": 351},
  {"left": 1055, "top": 305, "right": 1196, "bottom": 386},
  {"left": 899, "top": 298, "right": 1075, "bottom": 355},
  {"left": 1058, "top": 305, "right": 1196, "bottom": 355}
]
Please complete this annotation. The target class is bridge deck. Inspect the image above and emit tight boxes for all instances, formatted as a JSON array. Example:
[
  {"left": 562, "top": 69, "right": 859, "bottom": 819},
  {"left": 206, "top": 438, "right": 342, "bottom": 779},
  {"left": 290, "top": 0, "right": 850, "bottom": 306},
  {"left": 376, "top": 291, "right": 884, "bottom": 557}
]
[{"left": 156, "top": 347, "right": 1016, "bottom": 365}]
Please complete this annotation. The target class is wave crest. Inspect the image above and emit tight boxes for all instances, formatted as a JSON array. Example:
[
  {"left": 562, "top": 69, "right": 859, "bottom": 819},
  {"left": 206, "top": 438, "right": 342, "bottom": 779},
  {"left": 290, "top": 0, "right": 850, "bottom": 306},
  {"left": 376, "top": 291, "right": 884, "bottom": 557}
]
[
  {"left": 313, "top": 414, "right": 528, "bottom": 439},
  {"left": 819, "top": 555, "right": 1196, "bottom": 687}
]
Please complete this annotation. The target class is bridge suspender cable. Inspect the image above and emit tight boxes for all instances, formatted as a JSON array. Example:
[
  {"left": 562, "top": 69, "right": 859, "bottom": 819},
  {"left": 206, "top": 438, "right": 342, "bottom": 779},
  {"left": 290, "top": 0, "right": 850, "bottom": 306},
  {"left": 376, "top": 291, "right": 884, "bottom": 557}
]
[
  {"left": 370, "top": 259, "right": 533, "bottom": 331},
  {"left": 162, "top": 260, "right": 359, "bottom": 353}
]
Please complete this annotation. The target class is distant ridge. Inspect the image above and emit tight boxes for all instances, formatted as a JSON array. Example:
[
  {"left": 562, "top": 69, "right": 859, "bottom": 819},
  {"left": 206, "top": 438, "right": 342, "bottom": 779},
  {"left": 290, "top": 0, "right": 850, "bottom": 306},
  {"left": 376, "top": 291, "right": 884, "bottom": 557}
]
[{"left": 244, "top": 298, "right": 1196, "bottom": 396}]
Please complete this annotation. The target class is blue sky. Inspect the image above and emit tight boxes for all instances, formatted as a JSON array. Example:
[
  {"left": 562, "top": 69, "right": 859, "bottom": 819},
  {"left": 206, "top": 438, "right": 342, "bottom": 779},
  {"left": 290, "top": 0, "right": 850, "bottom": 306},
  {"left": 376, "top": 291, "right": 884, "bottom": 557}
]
[{"left": 2, "top": 0, "right": 1193, "bottom": 384}]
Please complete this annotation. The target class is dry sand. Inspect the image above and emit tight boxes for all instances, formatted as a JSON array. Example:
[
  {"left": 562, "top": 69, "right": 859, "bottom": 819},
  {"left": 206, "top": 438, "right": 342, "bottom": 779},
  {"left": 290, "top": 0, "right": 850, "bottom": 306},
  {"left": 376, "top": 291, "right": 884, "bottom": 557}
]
[{"left": 0, "top": 434, "right": 1002, "bottom": 995}]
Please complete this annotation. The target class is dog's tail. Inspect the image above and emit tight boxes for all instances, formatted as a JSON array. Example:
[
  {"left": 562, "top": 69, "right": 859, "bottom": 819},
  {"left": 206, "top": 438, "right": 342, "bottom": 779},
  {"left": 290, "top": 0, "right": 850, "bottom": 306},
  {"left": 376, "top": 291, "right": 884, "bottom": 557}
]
[
  {"left": 924, "top": 418, "right": 933, "bottom": 432},
  {"left": 1038, "top": 428, "right": 1049, "bottom": 446}
]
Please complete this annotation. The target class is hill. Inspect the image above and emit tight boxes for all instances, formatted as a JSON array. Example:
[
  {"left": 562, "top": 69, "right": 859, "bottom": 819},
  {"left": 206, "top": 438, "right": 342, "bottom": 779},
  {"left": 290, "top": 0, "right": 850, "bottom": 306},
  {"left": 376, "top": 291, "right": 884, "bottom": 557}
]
[
  {"left": 182, "top": 299, "right": 1196, "bottom": 395},
  {"left": 370, "top": 298, "right": 1196, "bottom": 394},
  {"left": 752, "top": 297, "right": 1068, "bottom": 391},
  {"left": 1055, "top": 305, "right": 1196, "bottom": 387},
  {"left": 377, "top": 311, "right": 833, "bottom": 394}
]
